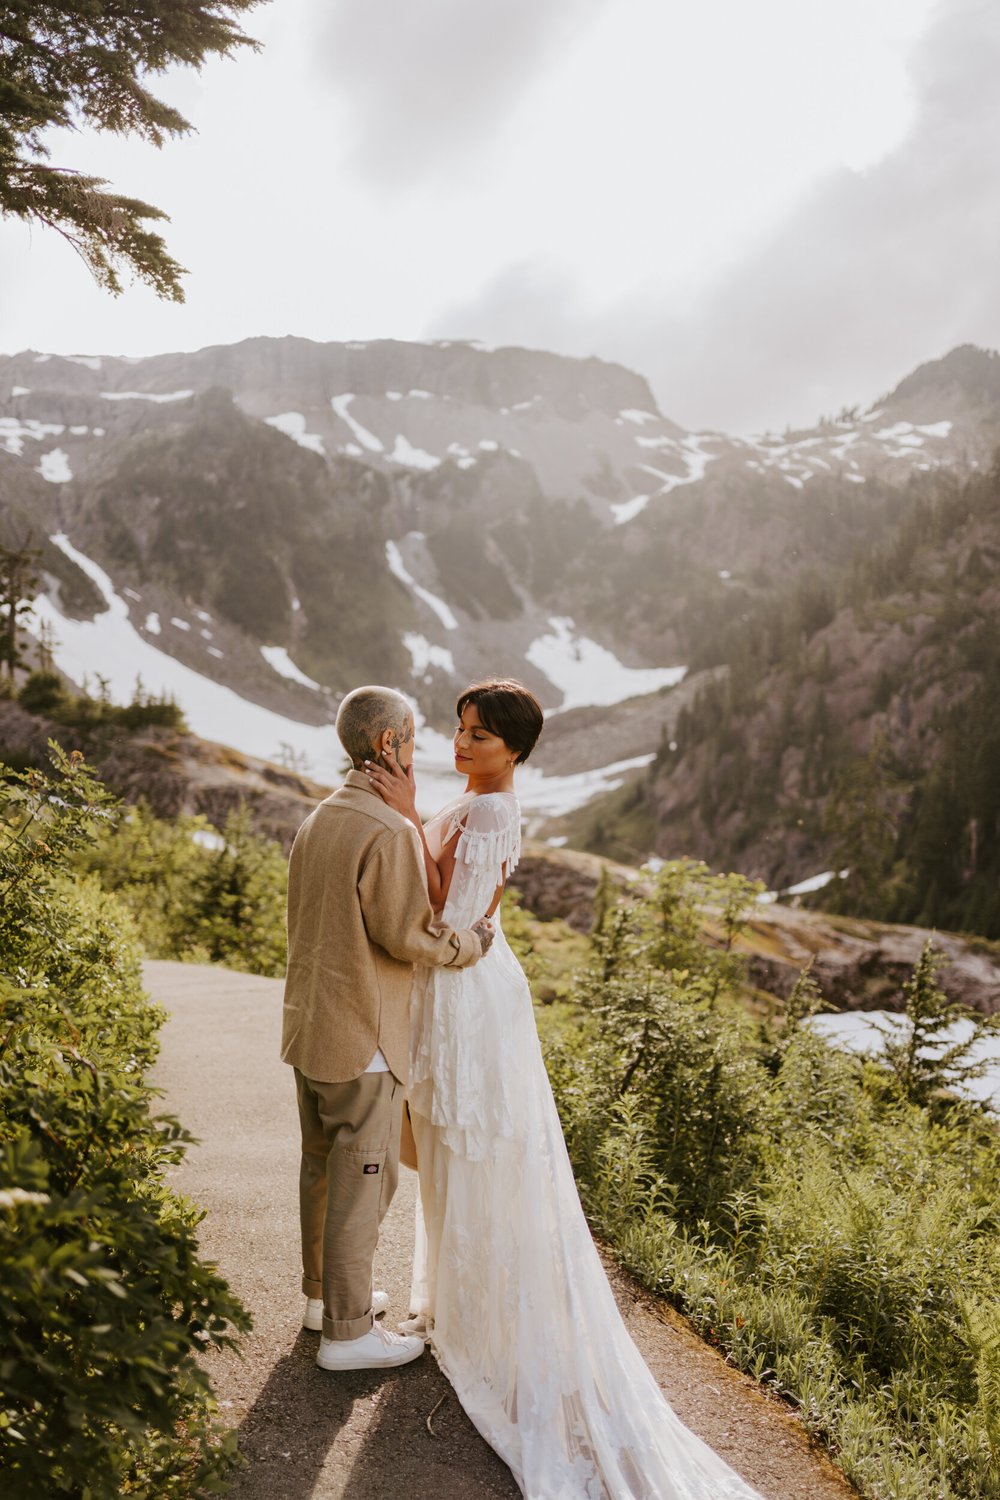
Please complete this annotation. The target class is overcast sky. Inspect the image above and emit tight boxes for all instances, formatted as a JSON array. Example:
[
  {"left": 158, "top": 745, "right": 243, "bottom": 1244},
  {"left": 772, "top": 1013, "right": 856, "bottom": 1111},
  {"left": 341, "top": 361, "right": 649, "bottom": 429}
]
[{"left": 2, "top": 0, "right": 997, "bottom": 431}]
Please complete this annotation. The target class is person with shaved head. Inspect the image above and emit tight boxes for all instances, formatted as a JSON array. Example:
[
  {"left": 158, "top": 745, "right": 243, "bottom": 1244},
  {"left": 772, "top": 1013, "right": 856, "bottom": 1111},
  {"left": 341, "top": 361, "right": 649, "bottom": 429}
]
[{"left": 281, "top": 685, "right": 493, "bottom": 1372}]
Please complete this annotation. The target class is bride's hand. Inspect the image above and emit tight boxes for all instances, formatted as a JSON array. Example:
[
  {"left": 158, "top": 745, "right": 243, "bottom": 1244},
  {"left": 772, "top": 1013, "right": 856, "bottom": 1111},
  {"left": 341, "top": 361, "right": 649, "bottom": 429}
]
[{"left": 363, "top": 748, "right": 418, "bottom": 821}]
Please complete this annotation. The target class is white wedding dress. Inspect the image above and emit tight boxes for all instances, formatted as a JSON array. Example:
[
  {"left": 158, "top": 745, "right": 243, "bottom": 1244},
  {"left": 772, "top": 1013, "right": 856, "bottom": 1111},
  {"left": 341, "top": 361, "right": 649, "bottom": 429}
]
[{"left": 406, "top": 790, "right": 765, "bottom": 1500}]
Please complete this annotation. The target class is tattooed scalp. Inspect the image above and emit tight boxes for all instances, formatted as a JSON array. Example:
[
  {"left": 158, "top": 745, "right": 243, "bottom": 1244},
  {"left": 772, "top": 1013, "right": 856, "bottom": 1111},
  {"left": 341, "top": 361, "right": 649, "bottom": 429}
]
[{"left": 336, "top": 686, "right": 413, "bottom": 768}]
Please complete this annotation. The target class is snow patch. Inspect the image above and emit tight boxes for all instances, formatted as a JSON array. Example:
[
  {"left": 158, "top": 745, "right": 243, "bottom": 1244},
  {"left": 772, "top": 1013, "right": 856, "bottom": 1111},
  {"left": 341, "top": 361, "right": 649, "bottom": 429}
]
[
  {"left": 385, "top": 540, "right": 458, "bottom": 630},
  {"left": 613, "top": 437, "right": 717, "bottom": 525},
  {"left": 331, "top": 394, "right": 383, "bottom": 452},
  {"left": 478, "top": 439, "right": 499, "bottom": 451},
  {"left": 192, "top": 828, "right": 226, "bottom": 851},
  {"left": 386, "top": 391, "right": 403, "bottom": 401},
  {"left": 785, "top": 869, "right": 841, "bottom": 896},
  {"left": 171, "top": 617, "right": 191, "bottom": 632},
  {"left": 64, "top": 354, "right": 102, "bottom": 370},
  {"left": 610, "top": 494, "right": 650, "bottom": 524},
  {"left": 264, "top": 411, "right": 325, "bottom": 454},
  {"left": 100, "top": 389, "right": 193, "bottom": 403},
  {"left": 620, "top": 409, "right": 660, "bottom": 425},
  {"left": 261, "top": 645, "right": 323, "bottom": 691},
  {"left": 1, "top": 417, "right": 65, "bottom": 455},
  {"left": 875, "top": 422, "right": 925, "bottom": 447},
  {"left": 11, "top": 385, "right": 29, "bottom": 397},
  {"left": 403, "top": 633, "right": 456, "bottom": 676},
  {"left": 388, "top": 434, "right": 440, "bottom": 469},
  {"left": 36, "top": 448, "right": 72, "bottom": 483},
  {"left": 516, "top": 754, "right": 657, "bottom": 818},
  {"left": 28, "top": 535, "right": 647, "bottom": 822},
  {"left": 144, "top": 613, "right": 161, "bottom": 635},
  {"left": 526, "top": 616, "right": 686, "bottom": 711}
]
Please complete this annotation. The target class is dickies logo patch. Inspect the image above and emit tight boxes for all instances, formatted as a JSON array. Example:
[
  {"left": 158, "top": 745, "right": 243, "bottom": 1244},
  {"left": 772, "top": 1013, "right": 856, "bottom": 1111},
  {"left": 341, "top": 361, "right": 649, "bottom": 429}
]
[{"left": 363, "top": 1163, "right": 380, "bottom": 1175}]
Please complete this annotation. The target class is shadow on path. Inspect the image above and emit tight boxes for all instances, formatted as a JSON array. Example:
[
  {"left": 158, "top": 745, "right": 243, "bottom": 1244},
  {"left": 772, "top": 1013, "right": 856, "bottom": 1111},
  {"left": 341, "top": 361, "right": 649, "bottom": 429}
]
[
  {"left": 226, "top": 1332, "right": 370, "bottom": 1500},
  {"left": 227, "top": 1335, "right": 519, "bottom": 1500},
  {"left": 339, "top": 1359, "right": 519, "bottom": 1500}
]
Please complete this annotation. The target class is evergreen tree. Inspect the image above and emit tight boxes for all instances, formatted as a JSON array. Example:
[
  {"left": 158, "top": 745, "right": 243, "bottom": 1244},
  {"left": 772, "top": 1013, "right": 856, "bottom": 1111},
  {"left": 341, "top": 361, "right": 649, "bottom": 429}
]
[
  {"left": 0, "top": 2, "right": 262, "bottom": 298},
  {"left": 874, "top": 941, "right": 992, "bottom": 1109},
  {"left": 0, "top": 539, "right": 40, "bottom": 682}
]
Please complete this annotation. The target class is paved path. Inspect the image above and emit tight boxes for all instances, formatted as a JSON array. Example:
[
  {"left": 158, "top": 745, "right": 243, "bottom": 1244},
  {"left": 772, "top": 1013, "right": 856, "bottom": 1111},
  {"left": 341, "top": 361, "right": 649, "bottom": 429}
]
[{"left": 148, "top": 960, "right": 857, "bottom": 1500}]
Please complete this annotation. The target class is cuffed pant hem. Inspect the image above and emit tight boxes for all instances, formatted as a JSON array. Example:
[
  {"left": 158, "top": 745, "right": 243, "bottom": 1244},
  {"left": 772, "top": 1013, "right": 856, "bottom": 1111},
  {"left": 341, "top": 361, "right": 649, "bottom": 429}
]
[
  {"left": 324, "top": 1309, "right": 374, "bottom": 1341},
  {"left": 302, "top": 1275, "right": 323, "bottom": 1298}
]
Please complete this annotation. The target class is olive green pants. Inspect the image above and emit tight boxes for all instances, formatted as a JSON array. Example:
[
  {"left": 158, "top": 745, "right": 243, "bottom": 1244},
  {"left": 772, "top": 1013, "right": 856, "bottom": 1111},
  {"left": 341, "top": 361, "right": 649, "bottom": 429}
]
[{"left": 294, "top": 1069, "right": 402, "bottom": 1340}]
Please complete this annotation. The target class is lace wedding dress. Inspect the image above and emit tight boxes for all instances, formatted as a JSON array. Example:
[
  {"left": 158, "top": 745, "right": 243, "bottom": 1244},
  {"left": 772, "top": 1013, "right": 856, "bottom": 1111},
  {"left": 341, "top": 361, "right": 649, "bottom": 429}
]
[{"left": 406, "top": 790, "right": 765, "bottom": 1500}]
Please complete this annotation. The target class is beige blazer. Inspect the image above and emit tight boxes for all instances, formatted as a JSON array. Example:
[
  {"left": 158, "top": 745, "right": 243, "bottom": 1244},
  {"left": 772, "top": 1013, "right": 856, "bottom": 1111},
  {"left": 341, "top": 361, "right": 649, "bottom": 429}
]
[{"left": 281, "top": 771, "right": 482, "bottom": 1084}]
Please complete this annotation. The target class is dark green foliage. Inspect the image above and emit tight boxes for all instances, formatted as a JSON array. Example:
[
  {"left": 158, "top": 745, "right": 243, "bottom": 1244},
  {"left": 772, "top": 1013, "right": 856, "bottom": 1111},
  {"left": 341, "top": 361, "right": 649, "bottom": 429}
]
[
  {"left": 78, "top": 801, "right": 288, "bottom": 976},
  {"left": 17, "top": 668, "right": 187, "bottom": 732},
  {"left": 0, "top": 538, "right": 40, "bottom": 681},
  {"left": 874, "top": 942, "right": 995, "bottom": 1108},
  {"left": 543, "top": 863, "right": 1000, "bottom": 1499},
  {"left": 581, "top": 456, "right": 1000, "bottom": 938},
  {"left": 0, "top": 1, "right": 262, "bottom": 298},
  {"left": 0, "top": 747, "right": 250, "bottom": 1495}
]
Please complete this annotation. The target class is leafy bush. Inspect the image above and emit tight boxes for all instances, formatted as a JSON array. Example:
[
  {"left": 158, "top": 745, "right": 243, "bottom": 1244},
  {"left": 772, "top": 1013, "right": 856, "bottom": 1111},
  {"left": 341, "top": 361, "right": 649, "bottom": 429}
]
[
  {"left": 543, "top": 859, "right": 1000, "bottom": 1500},
  {"left": 0, "top": 748, "right": 250, "bottom": 1496},
  {"left": 78, "top": 801, "right": 288, "bottom": 976},
  {"left": 18, "top": 669, "right": 187, "bottom": 732}
]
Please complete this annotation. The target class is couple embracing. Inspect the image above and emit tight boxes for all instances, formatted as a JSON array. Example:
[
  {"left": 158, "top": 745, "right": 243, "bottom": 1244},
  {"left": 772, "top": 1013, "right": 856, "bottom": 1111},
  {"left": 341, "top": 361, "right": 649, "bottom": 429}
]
[{"left": 281, "top": 678, "right": 764, "bottom": 1499}]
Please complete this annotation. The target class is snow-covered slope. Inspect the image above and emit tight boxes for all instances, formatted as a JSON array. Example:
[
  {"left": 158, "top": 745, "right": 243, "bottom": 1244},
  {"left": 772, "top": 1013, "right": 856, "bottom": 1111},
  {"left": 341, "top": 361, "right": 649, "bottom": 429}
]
[{"left": 2, "top": 337, "right": 997, "bottom": 823}]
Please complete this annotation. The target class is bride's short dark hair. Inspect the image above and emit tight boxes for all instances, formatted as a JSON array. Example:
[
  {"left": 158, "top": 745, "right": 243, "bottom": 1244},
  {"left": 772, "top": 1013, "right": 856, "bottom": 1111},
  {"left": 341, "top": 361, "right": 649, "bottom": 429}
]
[{"left": 457, "top": 678, "right": 544, "bottom": 764}]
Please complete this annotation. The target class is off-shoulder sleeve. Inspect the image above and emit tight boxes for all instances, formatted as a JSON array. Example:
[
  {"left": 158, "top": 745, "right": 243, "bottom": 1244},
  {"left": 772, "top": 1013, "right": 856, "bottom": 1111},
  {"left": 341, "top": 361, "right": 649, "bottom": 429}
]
[{"left": 442, "top": 794, "right": 521, "bottom": 927}]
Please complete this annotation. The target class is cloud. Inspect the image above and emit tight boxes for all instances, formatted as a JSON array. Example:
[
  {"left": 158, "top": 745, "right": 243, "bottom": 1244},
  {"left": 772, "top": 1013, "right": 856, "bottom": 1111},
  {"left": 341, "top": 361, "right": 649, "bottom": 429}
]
[
  {"left": 433, "top": 0, "right": 1000, "bottom": 432},
  {"left": 317, "top": 0, "right": 609, "bottom": 188}
]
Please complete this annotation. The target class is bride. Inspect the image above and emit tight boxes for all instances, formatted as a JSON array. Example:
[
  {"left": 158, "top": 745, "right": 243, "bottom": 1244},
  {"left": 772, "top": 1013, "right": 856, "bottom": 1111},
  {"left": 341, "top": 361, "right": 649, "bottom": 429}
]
[{"left": 364, "top": 678, "right": 764, "bottom": 1500}]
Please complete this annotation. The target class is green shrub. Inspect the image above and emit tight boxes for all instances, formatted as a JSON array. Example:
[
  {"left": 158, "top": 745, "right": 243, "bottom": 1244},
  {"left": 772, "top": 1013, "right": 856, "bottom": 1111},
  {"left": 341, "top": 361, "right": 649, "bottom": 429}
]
[
  {"left": 545, "top": 859, "right": 1000, "bottom": 1500},
  {"left": 78, "top": 801, "right": 288, "bottom": 976},
  {"left": 0, "top": 748, "right": 250, "bottom": 1496},
  {"left": 17, "top": 670, "right": 187, "bottom": 733}
]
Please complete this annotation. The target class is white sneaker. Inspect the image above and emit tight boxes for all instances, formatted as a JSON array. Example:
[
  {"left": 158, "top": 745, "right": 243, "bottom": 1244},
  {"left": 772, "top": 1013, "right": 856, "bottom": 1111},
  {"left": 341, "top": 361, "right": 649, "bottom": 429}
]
[
  {"left": 316, "top": 1322, "right": 425, "bottom": 1371},
  {"left": 304, "top": 1290, "right": 388, "bottom": 1331}
]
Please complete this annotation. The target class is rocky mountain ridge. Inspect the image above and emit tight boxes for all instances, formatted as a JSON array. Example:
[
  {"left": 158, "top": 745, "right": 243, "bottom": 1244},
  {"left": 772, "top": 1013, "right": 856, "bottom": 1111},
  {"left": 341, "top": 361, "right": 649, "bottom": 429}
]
[{"left": 2, "top": 336, "right": 998, "bottom": 843}]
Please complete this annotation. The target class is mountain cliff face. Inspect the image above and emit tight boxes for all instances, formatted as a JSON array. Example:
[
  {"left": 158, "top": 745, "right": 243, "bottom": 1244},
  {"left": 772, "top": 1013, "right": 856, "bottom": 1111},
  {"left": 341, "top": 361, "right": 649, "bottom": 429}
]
[
  {"left": 1, "top": 337, "right": 998, "bottom": 866},
  {"left": 566, "top": 451, "right": 1000, "bottom": 938}
]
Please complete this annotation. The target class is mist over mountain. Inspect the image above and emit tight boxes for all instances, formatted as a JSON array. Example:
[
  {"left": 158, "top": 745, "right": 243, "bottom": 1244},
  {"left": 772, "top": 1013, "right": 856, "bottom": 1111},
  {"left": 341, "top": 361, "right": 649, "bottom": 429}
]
[{"left": 2, "top": 335, "right": 998, "bottom": 919}]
